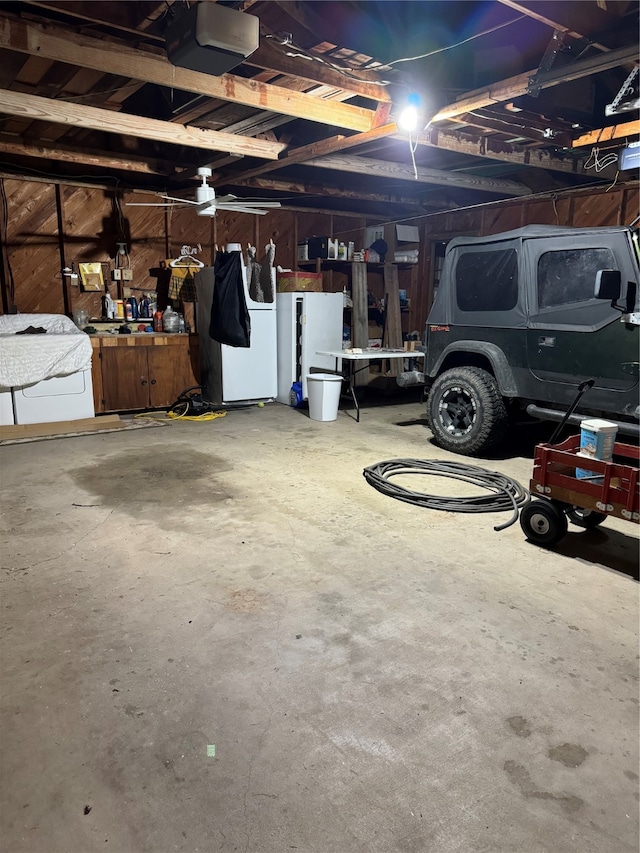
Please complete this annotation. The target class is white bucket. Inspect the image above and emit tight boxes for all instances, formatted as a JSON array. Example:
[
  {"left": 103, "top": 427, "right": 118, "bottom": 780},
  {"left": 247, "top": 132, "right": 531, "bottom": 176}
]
[{"left": 307, "top": 373, "right": 342, "bottom": 422}]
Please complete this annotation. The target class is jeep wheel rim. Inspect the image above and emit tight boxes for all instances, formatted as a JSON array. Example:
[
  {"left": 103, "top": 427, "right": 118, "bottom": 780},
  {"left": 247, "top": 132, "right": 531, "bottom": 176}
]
[{"left": 438, "top": 385, "right": 477, "bottom": 436}]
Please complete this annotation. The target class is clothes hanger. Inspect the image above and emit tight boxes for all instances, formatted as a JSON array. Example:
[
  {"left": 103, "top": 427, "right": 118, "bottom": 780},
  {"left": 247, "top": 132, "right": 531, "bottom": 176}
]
[{"left": 170, "top": 244, "right": 204, "bottom": 268}]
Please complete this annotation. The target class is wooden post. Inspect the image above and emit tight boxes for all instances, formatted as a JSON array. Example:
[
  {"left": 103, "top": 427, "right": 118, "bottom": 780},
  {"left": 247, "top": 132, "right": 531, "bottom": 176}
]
[
  {"left": 383, "top": 263, "right": 403, "bottom": 377},
  {"left": 55, "top": 185, "right": 72, "bottom": 316},
  {"left": 351, "top": 261, "right": 369, "bottom": 386}
]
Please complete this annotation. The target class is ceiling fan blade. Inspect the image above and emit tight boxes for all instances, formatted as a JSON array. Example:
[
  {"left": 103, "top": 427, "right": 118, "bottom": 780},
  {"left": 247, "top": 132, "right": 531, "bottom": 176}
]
[
  {"left": 163, "top": 196, "right": 201, "bottom": 205},
  {"left": 217, "top": 204, "right": 269, "bottom": 215},
  {"left": 222, "top": 201, "right": 282, "bottom": 209}
]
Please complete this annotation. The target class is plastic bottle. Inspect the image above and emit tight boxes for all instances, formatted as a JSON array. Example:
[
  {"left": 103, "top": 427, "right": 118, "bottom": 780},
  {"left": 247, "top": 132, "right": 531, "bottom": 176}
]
[
  {"left": 338, "top": 242, "right": 347, "bottom": 260},
  {"left": 153, "top": 310, "right": 163, "bottom": 332},
  {"left": 102, "top": 294, "right": 115, "bottom": 319},
  {"left": 162, "top": 305, "right": 180, "bottom": 333}
]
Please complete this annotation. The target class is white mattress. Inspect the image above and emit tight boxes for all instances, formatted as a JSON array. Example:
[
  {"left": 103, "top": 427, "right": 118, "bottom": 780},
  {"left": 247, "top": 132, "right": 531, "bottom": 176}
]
[{"left": 0, "top": 313, "right": 93, "bottom": 387}]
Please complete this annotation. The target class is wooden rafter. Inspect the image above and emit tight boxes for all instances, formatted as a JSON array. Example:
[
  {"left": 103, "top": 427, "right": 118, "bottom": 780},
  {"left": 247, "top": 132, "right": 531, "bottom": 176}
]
[
  {"left": 244, "top": 39, "right": 390, "bottom": 103},
  {"left": 572, "top": 120, "right": 640, "bottom": 146},
  {"left": 431, "top": 43, "right": 639, "bottom": 124},
  {"left": 405, "top": 126, "right": 618, "bottom": 179},
  {"left": 229, "top": 122, "right": 399, "bottom": 183},
  {"left": 300, "top": 154, "right": 532, "bottom": 196},
  {"left": 0, "top": 15, "right": 375, "bottom": 132},
  {"left": 497, "top": 0, "right": 620, "bottom": 50},
  {"left": 0, "top": 138, "right": 175, "bottom": 174},
  {"left": 229, "top": 175, "right": 442, "bottom": 208},
  {"left": 0, "top": 89, "right": 286, "bottom": 158}
]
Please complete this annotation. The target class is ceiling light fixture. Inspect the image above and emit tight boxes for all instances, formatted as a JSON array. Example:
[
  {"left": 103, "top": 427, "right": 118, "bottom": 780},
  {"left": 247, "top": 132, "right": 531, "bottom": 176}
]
[{"left": 397, "top": 93, "right": 423, "bottom": 134}]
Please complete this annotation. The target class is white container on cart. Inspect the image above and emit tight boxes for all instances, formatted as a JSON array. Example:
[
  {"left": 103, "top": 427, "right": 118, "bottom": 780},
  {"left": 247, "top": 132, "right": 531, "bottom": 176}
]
[{"left": 576, "top": 417, "right": 618, "bottom": 481}]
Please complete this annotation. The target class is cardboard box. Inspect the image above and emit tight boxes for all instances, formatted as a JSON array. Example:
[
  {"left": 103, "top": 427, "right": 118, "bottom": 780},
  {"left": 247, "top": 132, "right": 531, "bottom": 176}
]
[{"left": 277, "top": 272, "right": 323, "bottom": 292}]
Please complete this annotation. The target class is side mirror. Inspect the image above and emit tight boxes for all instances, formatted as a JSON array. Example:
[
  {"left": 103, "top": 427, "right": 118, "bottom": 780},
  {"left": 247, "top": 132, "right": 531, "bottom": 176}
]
[{"left": 594, "top": 269, "right": 621, "bottom": 301}]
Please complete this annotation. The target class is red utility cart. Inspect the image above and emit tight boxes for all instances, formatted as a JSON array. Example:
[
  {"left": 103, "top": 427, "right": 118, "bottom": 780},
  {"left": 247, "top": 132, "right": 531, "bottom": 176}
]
[{"left": 520, "top": 435, "right": 640, "bottom": 547}]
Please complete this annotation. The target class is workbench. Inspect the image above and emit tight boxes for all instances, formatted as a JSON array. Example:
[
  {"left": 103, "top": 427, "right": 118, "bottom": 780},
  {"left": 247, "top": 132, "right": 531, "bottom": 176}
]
[{"left": 316, "top": 349, "right": 421, "bottom": 422}]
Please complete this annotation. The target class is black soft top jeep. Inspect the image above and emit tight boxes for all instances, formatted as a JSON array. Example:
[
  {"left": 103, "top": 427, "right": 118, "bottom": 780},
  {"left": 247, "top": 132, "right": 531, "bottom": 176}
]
[{"left": 420, "top": 224, "right": 639, "bottom": 455}]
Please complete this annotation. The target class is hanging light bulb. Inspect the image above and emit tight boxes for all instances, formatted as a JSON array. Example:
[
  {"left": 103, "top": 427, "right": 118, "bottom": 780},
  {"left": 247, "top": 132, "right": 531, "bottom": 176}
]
[{"left": 397, "top": 93, "right": 423, "bottom": 133}]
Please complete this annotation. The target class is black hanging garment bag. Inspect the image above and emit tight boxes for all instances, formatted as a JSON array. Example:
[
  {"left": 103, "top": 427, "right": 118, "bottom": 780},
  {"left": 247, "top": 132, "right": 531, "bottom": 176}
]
[{"left": 209, "top": 250, "right": 251, "bottom": 347}]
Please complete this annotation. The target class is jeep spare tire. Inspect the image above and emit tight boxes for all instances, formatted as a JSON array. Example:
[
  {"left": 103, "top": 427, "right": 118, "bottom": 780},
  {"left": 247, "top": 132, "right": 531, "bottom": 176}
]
[{"left": 427, "top": 367, "right": 508, "bottom": 456}]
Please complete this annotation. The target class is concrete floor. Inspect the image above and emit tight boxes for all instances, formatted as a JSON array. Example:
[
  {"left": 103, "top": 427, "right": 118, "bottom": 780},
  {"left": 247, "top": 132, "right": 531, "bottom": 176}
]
[{"left": 0, "top": 397, "right": 638, "bottom": 853}]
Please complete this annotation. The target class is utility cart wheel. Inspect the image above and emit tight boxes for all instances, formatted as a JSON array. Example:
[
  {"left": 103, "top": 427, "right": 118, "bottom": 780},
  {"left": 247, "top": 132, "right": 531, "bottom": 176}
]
[
  {"left": 520, "top": 499, "right": 568, "bottom": 547},
  {"left": 566, "top": 506, "right": 608, "bottom": 528}
]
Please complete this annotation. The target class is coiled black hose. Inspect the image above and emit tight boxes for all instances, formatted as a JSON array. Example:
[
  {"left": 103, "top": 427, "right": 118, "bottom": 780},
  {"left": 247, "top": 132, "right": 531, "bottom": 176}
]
[{"left": 362, "top": 459, "right": 530, "bottom": 531}]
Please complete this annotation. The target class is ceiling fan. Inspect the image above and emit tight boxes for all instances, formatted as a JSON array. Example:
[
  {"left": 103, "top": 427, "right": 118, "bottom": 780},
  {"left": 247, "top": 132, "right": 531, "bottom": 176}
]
[{"left": 126, "top": 167, "right": 281, "bottom": 216}]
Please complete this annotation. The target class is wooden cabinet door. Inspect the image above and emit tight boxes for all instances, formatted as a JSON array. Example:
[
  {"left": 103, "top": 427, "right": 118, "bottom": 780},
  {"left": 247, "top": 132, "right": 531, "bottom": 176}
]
[
  {"left": 101, "top": 344, "right": 150, "bottom": 410},
  {"left": 147, "top": 339, "right": 195, "bottom": 408}
]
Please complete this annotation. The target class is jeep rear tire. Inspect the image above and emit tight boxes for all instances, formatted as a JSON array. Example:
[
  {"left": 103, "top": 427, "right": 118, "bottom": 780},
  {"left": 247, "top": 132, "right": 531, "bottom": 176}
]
[{"left": 427, "top": 367, "right": 508, "bottom": 456}]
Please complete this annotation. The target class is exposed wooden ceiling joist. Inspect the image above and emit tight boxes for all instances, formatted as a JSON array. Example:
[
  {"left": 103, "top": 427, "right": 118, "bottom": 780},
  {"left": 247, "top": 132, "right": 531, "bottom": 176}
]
[
  {"left": 409, "top": 126, "right": 618, "bottom": 180},
  {"left": 497, "top": 0, "right": 620, "bottom": 51},
  {"left": 572, "top": 119, "right": 640, "bottom": 146},
  {"left": 233, "top": 175, "right": 439, "bottom": 207},
  {"left": 0, "top": 138, "right": 174, "bottom": 174},
  {"left": 431, "top": 42, "right": 639, "bottom": 123},
  {"left": 0, "top": 15, "right": 376, "bottom": 132},
  {"left": 229, "top": 121, "right": 399, "bottom": 183},
  {"left": 300, "top": 154, "right": 533, "bottom": 196},
  {"left": 244, "top": 39, "right": 390, "bottom": 102},
  {"left": 455, "top": 112, "right": 571, "bottom": 146},
  {"left": 0, "top": 89, "right": 287, "bottom": 158}
]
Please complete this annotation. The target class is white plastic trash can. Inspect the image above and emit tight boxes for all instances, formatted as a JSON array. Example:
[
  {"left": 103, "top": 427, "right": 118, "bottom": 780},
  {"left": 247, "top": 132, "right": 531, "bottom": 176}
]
[{"left": 307, "top": 373, "right": 342, "bottom": 422}]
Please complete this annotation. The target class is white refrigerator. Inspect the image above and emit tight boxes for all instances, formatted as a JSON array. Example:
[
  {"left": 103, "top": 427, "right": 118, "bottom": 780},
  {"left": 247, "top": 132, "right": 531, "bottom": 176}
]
[
  {"left": 196, "top": 256, "right": 278, "bottom": 403},
  {"left": 276, "top": 291, "right": 343, "bottom": 403}
]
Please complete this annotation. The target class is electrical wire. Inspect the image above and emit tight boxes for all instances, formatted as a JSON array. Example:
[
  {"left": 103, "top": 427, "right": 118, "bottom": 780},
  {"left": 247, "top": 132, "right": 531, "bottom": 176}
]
[
  {"left": 134, "top": 409, "right": 227, "bottom": 422},
  {"left": 385, "top": 16, "right": 526, "bottom": 65},
  {"left": 584, "top": 146, "right": 619, "bottom": 172},
  {"left": 362, "top": 458, "right": 530, "bottom": 531}
]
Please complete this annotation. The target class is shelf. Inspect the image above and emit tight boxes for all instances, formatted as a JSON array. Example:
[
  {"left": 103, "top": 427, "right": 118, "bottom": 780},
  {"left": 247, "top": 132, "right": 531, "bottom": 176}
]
[{"left": 297, "top": 260, "right": 417, "bottom": 270}]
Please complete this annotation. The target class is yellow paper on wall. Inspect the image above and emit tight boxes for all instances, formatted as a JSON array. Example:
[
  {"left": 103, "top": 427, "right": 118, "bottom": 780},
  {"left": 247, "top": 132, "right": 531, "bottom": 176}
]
[{"left": 79, "top": 262, "right": 104, "bottom": 292}]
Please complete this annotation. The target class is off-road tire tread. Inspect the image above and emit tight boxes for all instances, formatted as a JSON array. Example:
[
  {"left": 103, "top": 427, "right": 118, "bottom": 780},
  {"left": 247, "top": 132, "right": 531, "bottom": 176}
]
[{"left": 427, "top": 366, "right": 509, "bottom": 456}]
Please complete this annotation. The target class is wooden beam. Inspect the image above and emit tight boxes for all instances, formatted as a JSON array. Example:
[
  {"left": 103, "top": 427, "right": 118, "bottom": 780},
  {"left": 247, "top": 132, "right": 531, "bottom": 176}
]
[
  {"left": 301, "top": 154, "right": 533, "bottom": 196},
  {"left": 403, "top": 125, "right": 617, "bottom": 179},
  {"left": 229, "top": 122, "right": 399, "bottom": 183},
  {"left": 455, "top": 112, "right": 571, "bottom": 146},
  {"left": 572, "top": 120, "right": 640, "bottom": 147},
  {"left": 232, "top": 175, "right": 438, "bottom": 207},
  {"left": 497, "top": 0, "right": 618, "bottom": 49},
  {"left": 0, "top": 138, "right": 174, "bottom": 174},
  {"left": 0, "top": 89, "right": 286, "bottom": 158},
  {"left": 431, "top": 43, "right": 639, "bottom": 123},
  {"left": 20, "top": 1, "right": 168, "bottom": 42},
  {"left": 0, "top": 14, "right": 375, "bottom": 132},
  {"left": 244, "top": 39, "right": 391, "bottom": 102}
]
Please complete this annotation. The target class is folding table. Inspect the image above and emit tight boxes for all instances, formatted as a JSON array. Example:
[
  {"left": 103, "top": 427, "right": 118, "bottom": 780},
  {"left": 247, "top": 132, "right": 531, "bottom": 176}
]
[{"left": 316, "top": 349, "right": 420, "bottom": 422}]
